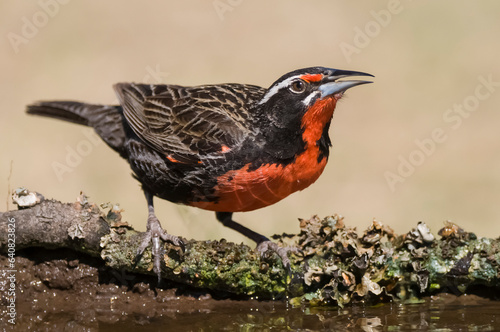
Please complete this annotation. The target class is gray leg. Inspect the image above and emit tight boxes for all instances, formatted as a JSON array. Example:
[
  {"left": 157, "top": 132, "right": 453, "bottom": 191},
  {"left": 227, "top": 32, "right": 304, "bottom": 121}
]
[
  {"left": 215, "top": 212, "right": 292, "bottom": 270},
  {"left": 136, "top": 190, "right": 184, "bottom": 282}
]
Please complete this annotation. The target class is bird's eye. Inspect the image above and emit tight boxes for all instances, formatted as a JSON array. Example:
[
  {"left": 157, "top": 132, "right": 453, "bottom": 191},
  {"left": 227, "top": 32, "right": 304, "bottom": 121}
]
[{"left": 289, "top": 80, "right": 307, "bottom": 93}]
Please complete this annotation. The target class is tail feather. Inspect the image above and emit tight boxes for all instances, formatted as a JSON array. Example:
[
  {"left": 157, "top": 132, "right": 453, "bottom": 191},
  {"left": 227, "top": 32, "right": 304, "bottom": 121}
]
[
  {"left": 26, "top": 101, "right": 127, "bottom": 157},
  {"left": 27, "top": 101, "right": 93, "bottom": 126}
]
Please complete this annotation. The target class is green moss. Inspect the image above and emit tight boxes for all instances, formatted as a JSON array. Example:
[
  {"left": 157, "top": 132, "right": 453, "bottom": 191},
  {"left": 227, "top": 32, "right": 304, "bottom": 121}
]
[{"left": 98, "top": 210, "right": 500, "bottom": 304}]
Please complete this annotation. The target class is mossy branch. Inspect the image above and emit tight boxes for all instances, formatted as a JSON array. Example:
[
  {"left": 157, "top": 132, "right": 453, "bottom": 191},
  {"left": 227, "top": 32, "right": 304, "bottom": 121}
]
[{"left": 1, "top": 188, "right": 499, "bottom": 305}]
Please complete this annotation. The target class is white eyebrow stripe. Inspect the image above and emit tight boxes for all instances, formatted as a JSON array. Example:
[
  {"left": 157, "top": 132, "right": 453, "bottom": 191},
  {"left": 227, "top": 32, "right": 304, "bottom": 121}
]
[
  {"left": 257, "top": 75, "right": 304, "bottom": 105},
  {"left": 302, "top": 91, "right": 320, "bottom": 105}
]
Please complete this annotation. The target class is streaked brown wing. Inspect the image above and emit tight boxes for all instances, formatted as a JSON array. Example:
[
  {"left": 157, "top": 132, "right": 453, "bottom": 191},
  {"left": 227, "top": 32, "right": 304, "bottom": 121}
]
[{"left": 114, "top": 83, "right": 265, "bottom": 164}]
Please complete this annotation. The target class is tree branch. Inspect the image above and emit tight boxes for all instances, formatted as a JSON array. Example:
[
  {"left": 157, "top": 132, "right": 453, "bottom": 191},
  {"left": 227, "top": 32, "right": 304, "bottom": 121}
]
[{"left": 1, "top": 188, "right": 499, "bottom": 305}]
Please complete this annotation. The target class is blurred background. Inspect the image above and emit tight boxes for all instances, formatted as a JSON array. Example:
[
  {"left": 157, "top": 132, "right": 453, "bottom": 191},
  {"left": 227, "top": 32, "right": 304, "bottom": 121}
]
[{"left": 2, "top": 1, "right": 500, "bottom": 245}]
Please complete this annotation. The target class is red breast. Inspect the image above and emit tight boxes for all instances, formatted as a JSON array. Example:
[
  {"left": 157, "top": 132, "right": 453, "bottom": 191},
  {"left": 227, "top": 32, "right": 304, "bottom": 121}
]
[{"left": 190, "top": 96, "right": 337, "bottom": 212}]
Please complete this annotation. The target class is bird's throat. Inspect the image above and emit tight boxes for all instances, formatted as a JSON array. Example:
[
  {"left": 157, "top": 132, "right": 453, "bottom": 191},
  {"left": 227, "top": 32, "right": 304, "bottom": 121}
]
[{"left": 300, "top": 97, "right": 337, "bottom": 148}]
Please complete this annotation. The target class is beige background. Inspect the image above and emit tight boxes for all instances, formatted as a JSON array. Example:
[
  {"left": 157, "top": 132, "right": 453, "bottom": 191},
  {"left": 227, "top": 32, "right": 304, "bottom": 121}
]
[{"left": 2, "top": 1, "right": 500, "bottom": 245}]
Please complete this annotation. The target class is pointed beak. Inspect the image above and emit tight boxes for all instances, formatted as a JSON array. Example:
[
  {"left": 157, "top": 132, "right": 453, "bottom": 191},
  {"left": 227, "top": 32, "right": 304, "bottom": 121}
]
[{"left": 318, "top": 69, "right": 373, "bottom": 99}]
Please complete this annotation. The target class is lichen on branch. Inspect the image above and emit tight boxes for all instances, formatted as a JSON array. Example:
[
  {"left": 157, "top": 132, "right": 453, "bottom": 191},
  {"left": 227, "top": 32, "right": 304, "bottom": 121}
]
[{"left": 1, "top": 188, "right": 499, "bottom": 305}]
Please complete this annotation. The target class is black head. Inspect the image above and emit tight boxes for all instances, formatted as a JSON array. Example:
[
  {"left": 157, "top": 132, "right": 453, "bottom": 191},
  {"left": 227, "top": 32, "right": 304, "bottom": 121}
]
[{"left": 256, "top": 66, "right": 373, "bottom": 129}]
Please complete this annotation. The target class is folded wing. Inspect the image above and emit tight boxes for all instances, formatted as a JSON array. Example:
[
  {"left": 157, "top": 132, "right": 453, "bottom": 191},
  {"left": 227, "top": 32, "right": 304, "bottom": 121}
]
[{"left": 114, "top": 83, "right": 265, "bottom": 164}]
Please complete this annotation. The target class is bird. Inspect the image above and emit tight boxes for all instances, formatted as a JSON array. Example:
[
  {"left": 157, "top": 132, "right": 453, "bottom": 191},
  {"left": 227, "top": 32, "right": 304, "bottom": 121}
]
[{"left": 26, "top": 66, "right": 373, "bottom": 280}]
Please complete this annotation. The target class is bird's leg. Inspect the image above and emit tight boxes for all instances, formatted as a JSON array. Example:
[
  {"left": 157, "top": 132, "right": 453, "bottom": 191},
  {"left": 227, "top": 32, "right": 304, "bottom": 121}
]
[
  {"left": 215, "top": 212, "right": 292, "bottom": 271},
  {"left": 136, "top": 190, "right": 184, "bottom": 282}
]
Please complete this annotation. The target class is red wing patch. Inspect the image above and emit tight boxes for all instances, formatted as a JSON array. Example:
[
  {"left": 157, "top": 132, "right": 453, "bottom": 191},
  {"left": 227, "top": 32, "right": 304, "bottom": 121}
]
[
  {"left": 166, "top": 154, "right": 180, "bottom": 163},
  {"left": 166, "top": 154, "right": 203, "bottom": 164}
]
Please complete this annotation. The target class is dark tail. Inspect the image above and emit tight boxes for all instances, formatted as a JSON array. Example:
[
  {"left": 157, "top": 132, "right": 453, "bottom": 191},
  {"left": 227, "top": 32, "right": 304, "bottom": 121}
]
[{"left": 27, "top": 101, "right": 127, "bottom": 157}]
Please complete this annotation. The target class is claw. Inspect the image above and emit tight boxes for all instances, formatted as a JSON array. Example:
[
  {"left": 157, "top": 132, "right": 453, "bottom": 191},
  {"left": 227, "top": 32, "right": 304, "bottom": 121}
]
[
  {"left": 256, "top": 240, "right": 296, "bottom": 274},
  {"left": 151, "top": 235, "right": 162, "bottom": 279},
  {"left": 163, "top": 233, "right": 185, "bottom": 252},
  {"left": 135, "top": 214, "right": 184, "bottom": 283}
]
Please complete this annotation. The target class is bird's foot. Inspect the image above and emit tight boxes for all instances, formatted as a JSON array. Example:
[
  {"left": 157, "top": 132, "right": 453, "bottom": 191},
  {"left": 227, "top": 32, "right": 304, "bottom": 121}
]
[
  {"left": 256, "top": 240, "right": 298, "bottom": 273},
  {"left": 136, "top": 215, "right": 184, "bottom": 282}
]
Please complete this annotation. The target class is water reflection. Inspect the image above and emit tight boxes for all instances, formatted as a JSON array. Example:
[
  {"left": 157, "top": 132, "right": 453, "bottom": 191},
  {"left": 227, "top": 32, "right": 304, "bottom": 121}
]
[{"left": 98, "top": 293, "right": 499, "bottom": 331}]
